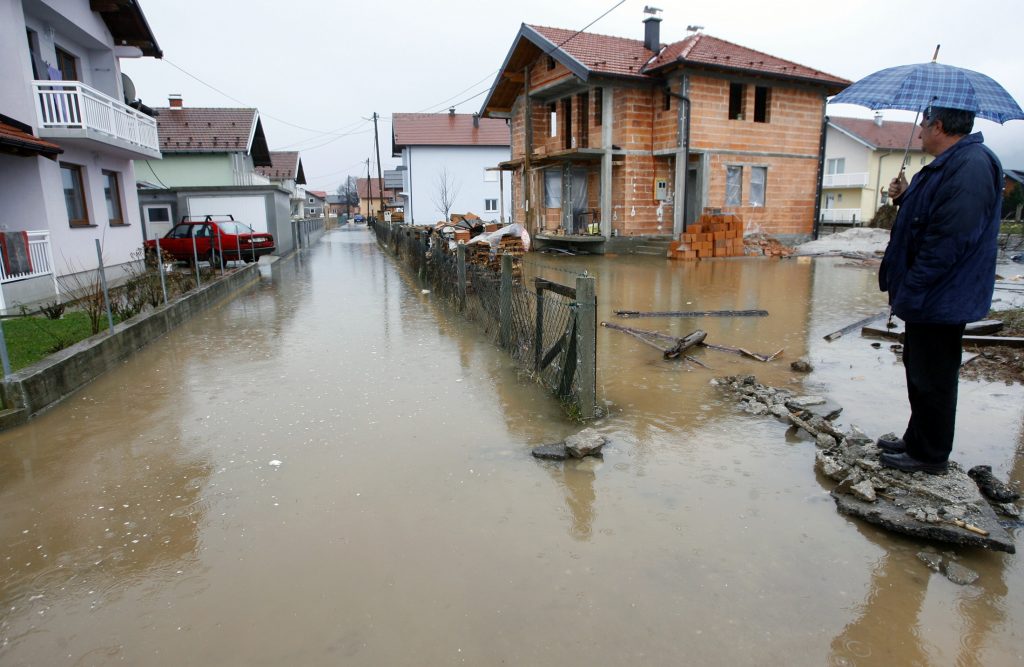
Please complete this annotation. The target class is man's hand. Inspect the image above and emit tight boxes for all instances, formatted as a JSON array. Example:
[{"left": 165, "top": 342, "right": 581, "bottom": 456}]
[{"left": 888, "top": 173, "right": 908, "bottom": 199}]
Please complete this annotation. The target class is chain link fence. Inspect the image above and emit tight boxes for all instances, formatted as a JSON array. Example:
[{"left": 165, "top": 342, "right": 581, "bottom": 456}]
[{"left": 371, "top": 221, "right": 598, "bottom": 419}]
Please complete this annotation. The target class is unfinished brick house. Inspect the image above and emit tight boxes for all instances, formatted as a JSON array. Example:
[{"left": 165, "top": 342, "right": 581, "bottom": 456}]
[{"left": 480, "top": 17, "right": 850, "bottom": 251}]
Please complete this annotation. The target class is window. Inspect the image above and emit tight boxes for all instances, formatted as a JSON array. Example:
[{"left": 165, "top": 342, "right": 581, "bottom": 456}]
[
  {"left": 102, "top": 170, "right": 124, "bottom": 225},
  {"left": 549, "top": 103, "right": 557, "bottom": 138},
  {"left": 749, "top": 166, "right": 767, "bottom": 207},
  {"left": 483, "top": 169, "right": 498, "bottom": 182},
  {"left": 26, "top": 30, "right": 42, "bottom": 79},
  {"left": 55, "top": 46, "right": 78, "bottom": 81},
  {"left": 484, "top": 199, "right": 498, "bottom": 212},
  {"left": 146, "top": 206, "right": 170, "bottom": 223},
  {"left": 826, "top": 158, "right": 845, "bottom": 175},
  {"left": 547, "top": 56, "right": 556, "bottom": 70},
  {"left": 308, "top": 197, "right": 314, "bottom": 203},
  {"left": 728, "top": 83, "right": 746, "bottom": 120},
  {"left": 754, "top": 86, "right": 771, "bottom": 123},
  {"left": 594, "top": 88, "right": 602, "bottom": 126},
  {"left": 663, "top": 88, "right": 672, "bottom": 111},
  {"left": 725, "top": 166, "right": 742, "bottom": 206},
  {"left": 544, "top": 169, "right": 561, "bottom": 208},
  {"left": 60, "top": 163, "right": 89, "bottom": 226}
]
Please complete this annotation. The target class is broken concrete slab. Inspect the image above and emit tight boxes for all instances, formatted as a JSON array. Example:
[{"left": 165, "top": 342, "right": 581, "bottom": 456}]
[
  {"left": 564, "top": 428, "right": 607, "bottom": 458},
  {"left": 532, "top": 443, "right": 570, "bottom": 460},
  {"left": 917, "top": 551, "right": 943, "bottom": 572}
]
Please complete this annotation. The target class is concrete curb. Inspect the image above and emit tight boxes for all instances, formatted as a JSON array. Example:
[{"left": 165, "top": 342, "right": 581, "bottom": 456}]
[{"left": 0, "top": 263, "right": 262, "bottom": 428}]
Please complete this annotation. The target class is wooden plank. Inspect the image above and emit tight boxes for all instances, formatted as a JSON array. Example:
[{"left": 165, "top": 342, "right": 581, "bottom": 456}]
[
  {"left": 824, "top": 310, "right": 888, "bottom": 341},
  {"left": 962, "top": 335, "right": 1024, "bottom": 348},
  {"left": 964, "top": 320, "right": 1004, "bottom": 336},
  {"left": 862, "top": 326, "right": 902, "bottom": 341},
  {"left": 535, "top": 278, "right": 577, "bottom": 300},
  {"left": 616, "top": 309, "right": 768, "bottom": 318}
]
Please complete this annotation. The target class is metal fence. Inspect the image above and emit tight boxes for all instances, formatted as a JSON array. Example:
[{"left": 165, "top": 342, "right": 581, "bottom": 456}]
[{"left": 371, "top": 221, "right": 598, "bottom": 419}]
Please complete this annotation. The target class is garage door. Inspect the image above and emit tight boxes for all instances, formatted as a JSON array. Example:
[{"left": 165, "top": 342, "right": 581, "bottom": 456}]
[{"left": 187, "top": 195, "right": 268, "bottom": 233}]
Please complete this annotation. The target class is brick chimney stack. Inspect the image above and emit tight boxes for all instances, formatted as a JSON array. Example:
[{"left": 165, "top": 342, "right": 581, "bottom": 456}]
[{"left": 168, "top": 94, "right": 183, "bottom": 109}]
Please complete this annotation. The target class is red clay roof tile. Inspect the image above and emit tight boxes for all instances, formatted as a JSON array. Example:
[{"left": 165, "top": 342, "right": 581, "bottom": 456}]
[
  {"left": 829, "top": 116, "right": 924, "bottom": 150},
  {"left": 392, "top": 113, "right": 510, "bottom": 148}
]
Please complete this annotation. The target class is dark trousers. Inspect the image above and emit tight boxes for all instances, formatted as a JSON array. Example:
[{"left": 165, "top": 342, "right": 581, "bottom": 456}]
[{"left": 901, "top": 321, "right": 966, "bottom": 464}]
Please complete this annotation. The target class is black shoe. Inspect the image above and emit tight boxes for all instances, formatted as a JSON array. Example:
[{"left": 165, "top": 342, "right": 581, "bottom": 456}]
[
  {"left": 880, "top": 451, "right": 948, "bottom": 475},
  {"left": 877, "top": 434, "right": 906, "bottom": 454}
]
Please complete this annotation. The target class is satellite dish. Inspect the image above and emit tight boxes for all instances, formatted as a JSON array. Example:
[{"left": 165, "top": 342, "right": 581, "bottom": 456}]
[{"left": 121, "top": 73, "right": 136, "bottom": 103}]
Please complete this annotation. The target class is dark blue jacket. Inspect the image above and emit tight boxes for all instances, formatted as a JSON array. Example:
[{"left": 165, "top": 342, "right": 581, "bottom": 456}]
[{"left": 879, "top": 132, "right": 1002, "bottom": 324}]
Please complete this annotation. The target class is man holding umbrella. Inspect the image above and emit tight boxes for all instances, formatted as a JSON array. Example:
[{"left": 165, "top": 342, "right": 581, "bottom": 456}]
[
  {"left": 878, "top": 106, "right": 1002, "bottom": 473},
  {"left": 830, "top": 53, "right": 1021, "bottom": 473}
]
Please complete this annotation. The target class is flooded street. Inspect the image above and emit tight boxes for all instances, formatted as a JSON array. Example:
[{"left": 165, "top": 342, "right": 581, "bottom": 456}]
[{"left": 2, "top": 225, "right": 1022, "bottom": 665}]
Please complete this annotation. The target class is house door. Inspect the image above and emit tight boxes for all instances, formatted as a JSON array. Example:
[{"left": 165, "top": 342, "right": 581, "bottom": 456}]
[
  {"left": 824, "top": 193, "right": 835, "bottom": 209},
  {"left": 143, "top": 204, "right": 173, "bottom": 240},
  {"left": 569, "top": 168, "right": 588, "bottom": 234}
]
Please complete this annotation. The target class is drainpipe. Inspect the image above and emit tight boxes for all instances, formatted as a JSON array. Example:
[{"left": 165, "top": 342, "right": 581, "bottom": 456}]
[
  {"left": 875, "top": 150, "right": 896, "bottom": 217},
  {"left": 667, "top": 77, "right": 691, "bottom": 233},
  {"left": 812, "top": 107, "right": 828, "bottom": 240}
]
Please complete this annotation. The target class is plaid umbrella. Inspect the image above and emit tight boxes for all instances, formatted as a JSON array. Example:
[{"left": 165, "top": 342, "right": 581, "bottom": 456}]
[{"left": 831, "top": 61, "right": 1024, "bottom": 124}]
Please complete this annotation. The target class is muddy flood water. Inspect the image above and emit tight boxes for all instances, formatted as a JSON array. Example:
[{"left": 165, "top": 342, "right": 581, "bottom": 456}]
[{"left": 2, "top": 224, "right": 1022, "bottom": 666}]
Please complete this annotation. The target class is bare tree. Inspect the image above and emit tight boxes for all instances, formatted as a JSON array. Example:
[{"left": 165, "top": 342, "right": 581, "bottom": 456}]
[
  {"left": 432, "top": 166, "right": 462, "bottom": 222},
  {"left": 337, "top": 176, "right": 360, "bottom": 217}
]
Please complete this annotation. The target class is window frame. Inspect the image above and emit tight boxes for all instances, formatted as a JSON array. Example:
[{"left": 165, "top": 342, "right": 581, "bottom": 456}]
[
  {"left": 826, "top": 158, "right": 845, "bottom": 175},
  {"left": 102, "top": 170, "right": 126, "bottom": 225},
  {"left": 728, "top": 83, "right": 746, "bottom": 120},
  {"left": 544, "top": 169, "right": 562, "bottom": 208},
  {"left": 484, "top": 198, "right": 498, "bottom": 213},
  {"left": 548, "top": 102, "right": 557, "bottom": 138},
  {"left": 60, "top": 162, "right": 90, "bottom": 227},
  {"left": 753, "top": 86, "right": 771, "bottom": 123},
  {"left": 749, "top": 166, "right": 767, "bottom": 207},
  {"left": 594, "top": 88, "right": 603, "bottom": 126},
  {"left": 55, "top": 46, "right": 79, "bottom": 81},
  {"left": 725, "top": 165, "right": 743, "bottom": 207}
]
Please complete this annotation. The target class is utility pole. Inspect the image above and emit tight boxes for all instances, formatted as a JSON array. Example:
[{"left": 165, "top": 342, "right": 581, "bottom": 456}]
[
  {"left": 373, "top": 112, "right": 385, "bottom": 220},
  {"left": 366, "top": 158, "right": 372, "bottom": 220}
]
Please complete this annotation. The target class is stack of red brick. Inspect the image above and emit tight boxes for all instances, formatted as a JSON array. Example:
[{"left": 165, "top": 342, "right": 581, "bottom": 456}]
[{"left": 668, "top": 213, "right": 745, "bottom": 260}]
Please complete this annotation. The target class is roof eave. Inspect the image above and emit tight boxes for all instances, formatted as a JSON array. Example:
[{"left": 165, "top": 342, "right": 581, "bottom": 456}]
[{"left": 651, "top": 59, "right": 849, "bottom": 94}]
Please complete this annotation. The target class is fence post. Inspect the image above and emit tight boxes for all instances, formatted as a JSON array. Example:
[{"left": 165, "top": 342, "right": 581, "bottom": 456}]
[
  {"left": 191, "top": 232, "right": 201, "bottom": 287},
  {"left": 0, "top": 320, "right": 11, "bottom": 377},
  {"left": 575, "top": 273, "right": 596, "bottom": 419},
  {"left": 534, "top": 279, "right": 545, "bottom": 372},
  {"left": 154, "top": 235, "right": 168, "bottom": 304},
  {"left": 95, "top": 239, "right": 115, "bottom": 334},
  {"left": 499, "top": 253, "right": 512, "bottom": 348},
  {"left": 457, "top": 243, "right": 467, "bottom": 310}
]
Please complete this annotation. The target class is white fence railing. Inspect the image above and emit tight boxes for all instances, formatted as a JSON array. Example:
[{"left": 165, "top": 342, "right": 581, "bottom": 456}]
[
  {"left": 819, "top": 208, "right": 862, "bottom": 224},
  {"left": 32, "top": 81, "right": 160, "bottom": 153},
  {"left": 0, "top": 231, "right": 58, "bottom": 285},
  {"left": 822, "top": 172, "right": 869, "bottom": 188}
]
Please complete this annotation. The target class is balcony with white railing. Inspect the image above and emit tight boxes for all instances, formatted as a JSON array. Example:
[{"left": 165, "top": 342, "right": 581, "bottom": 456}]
[
  {"left": 822, "top": 172, "right": 869, "bottom": 188},
  {"left": 819, "top": 208, "right": 862, "bottom": 224},
  {"left": 32, "top": 81, "right": 161, "bottom": 159}
]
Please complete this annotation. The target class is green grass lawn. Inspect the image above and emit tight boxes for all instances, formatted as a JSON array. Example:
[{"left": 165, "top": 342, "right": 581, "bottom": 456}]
[{"left": 2, "top": 312, "right": 102, "bottom": 372}]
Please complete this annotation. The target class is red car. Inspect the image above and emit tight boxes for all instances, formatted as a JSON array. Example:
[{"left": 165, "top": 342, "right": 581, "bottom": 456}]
[{"left": 145, "top": 215, "right": 275, "bottom": 266}]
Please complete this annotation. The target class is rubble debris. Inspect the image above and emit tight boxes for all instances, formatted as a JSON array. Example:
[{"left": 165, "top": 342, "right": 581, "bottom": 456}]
[
  {"left": 714, "top": 375, "right": 1017, "bottom": 553},
  {"left": 700, "top": 341, "right": 784, "bottom": 362},
  {"left": 533, "top": 429, "right": 607, "bottom": 461},
  {"left": 967, "top": 465, "right": 1021, "bottom": 503},
  {"left": 917, "top": 551, "right": 943, "bottom": 572},
  {"left": 790, "top": 359, "right": 814, "bottom": 373},
  {"left": 743, "top": 233, "right": 795, "bottom": 257},
  {"left": 564, "top": 428, "right": 607, "bottom": 458},
  {"left": 943, "top": 561, "right": 980, "bottom": 586},
  {"left": 786, "top": 395, "right": 827, "bottom": 409},
  {"left": 601, "top": 322, "right": 707, "bottom": 360},
  {"left": 615, "top": 309, "right": 768, "bottom": 318},
  {"left": 824, "top": 310, "right": 888, "bottom": 341}
]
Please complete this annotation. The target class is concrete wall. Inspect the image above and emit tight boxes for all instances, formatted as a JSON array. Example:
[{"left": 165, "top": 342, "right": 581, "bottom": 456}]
[
  {"left": 402, "top": 145, "right": 511, "bottom": 225},
  {"left": 1, "top": 262, "right": 261, "bottom": 421}
]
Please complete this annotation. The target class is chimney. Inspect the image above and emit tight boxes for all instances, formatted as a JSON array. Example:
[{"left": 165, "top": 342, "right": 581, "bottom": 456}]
[
  {"left": 644, "top": 16, "right": 661, "bottom": 51},
  {"left": 449, "top": 106, "right": 455, "bottom": 116},
  {"left": 168, "top": 94, "right": 182, "bottom": 109},
  {"left": 472, "top": 112, "right": 479, "bottom": 128},
  {"left": 873, "top": 112, "right": 883, "bottom": 126}
]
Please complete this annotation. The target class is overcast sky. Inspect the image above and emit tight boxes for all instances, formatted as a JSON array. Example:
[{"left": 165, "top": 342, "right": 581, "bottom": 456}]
[{"left": 122, "top": 0, "right": 1024, "bottom": 193}]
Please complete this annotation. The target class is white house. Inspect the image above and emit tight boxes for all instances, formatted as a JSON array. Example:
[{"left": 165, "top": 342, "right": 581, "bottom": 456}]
[
  {"left": 821, "top": 114, "right": 931, "bottom": 226},
  {"left": 256, "top": 150, "right": 306, "bottom": 219},
  {"left": 391, "top": 111, "right": 511, "bottom": 225},
  {"left": 0, "top": 0, "right": 162, "bottom": 312}
]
